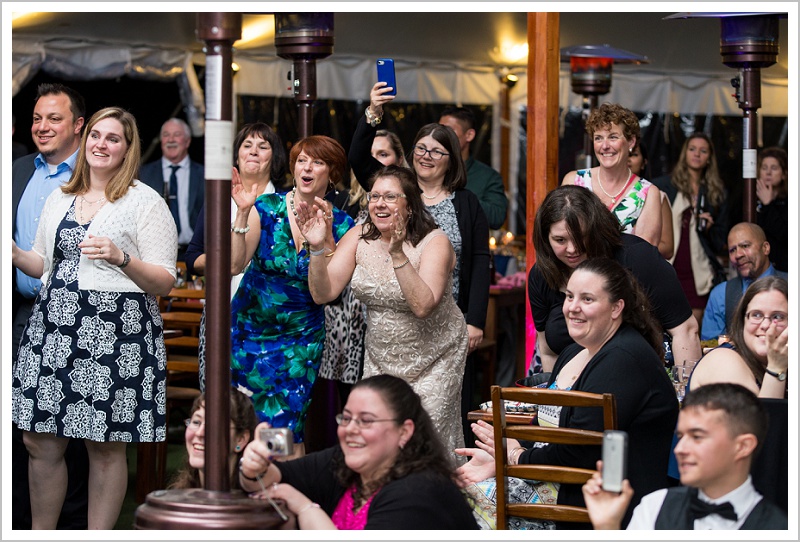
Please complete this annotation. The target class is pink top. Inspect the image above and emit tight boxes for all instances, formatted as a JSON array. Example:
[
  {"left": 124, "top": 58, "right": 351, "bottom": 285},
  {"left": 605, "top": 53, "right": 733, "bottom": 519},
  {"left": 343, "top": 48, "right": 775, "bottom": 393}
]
[{"left": 331, "top": 485, "right": 378, "bottom": 530}]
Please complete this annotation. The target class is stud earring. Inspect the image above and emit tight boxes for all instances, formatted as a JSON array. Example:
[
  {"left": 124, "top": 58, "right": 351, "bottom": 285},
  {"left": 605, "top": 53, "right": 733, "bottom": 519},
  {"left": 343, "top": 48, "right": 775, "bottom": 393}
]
[
  {"left": 235, "top": 445, "right": 241, "bottom": 451},
  {"left": 629, "top": 148, "right": 633, "bottom": 153}
]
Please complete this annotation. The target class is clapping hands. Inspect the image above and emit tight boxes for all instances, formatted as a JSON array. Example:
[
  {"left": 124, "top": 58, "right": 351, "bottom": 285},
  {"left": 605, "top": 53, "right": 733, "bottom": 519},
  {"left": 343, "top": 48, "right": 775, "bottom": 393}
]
[{"left": 296, "top": 196, "right": 333, "bottom": 250}]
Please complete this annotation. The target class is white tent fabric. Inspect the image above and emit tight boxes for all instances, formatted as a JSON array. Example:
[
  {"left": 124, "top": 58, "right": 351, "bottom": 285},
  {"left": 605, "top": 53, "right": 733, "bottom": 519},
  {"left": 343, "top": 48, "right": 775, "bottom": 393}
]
[{"left": 12, "top": 37, "right": 788, "bottom": 232}]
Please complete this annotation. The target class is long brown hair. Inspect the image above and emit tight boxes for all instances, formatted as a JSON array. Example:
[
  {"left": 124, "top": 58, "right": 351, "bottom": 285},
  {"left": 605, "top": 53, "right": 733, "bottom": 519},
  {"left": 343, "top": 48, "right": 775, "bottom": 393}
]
[
  {"left": 167, "top": 389, "right": 258, "bottom": 490},
  {"left": 670, "top": 133, "right": 725, "bottom": 207},
  {"left": 61, "top": 107, "right": 141, "bottom": 202},
  {"left": 533, "top": 186, "right": 623, "bottom": 290},
  {"left": 332, "top": 375, "right": 458, "bottom": 508},
  {"left": 572, "top": 258, "right": 664, "bottom": 358},
  {"left": 728, "top": 275, "right": 788, "bottom": 384},
  {"left": 360, "top": 165, "right": 438, "bottom": 247}
]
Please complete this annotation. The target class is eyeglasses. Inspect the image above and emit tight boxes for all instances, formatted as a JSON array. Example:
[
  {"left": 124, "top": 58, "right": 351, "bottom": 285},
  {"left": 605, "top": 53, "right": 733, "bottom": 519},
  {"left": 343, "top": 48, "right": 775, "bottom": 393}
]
[
  {"left": 745, "top": 311, "right": 788, "bottom": 326},
  {"left": 366, "top": 192, "right": 406, "bottom": 203},
  {"left": 185, "top": 418, "right": 204, "bottom": 429},
  {"left": 413, "top": 145, "right": 449, "bottom": 160},
  {"left": 335, "top": 413, "right": 398, "bottom": 429}
]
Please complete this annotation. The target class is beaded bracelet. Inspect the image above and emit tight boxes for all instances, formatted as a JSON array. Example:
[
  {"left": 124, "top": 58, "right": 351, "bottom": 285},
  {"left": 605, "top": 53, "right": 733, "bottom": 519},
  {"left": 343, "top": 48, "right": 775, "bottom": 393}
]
[
  {"left": 393, "top": 258, "right": 410, "bottom": 270},
  {"left": 297, "top": 502, "right": 321, "bottom": 515},
  {"left": 232, "top": 225, "right": 250, "bottom": 234}
]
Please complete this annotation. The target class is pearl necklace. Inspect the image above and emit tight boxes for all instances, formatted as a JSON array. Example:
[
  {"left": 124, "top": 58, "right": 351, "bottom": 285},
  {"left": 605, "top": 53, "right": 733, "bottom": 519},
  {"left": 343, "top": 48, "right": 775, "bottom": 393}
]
[
  {"left": 596, "top": 168, "right": 633, "bottom": 204},
  {"left": 421, "top": 187, "right": 443, "bottom": 200},
  {"left": 289, "top": 188, "right": 297, "bottom": 216},
  {"left": 78, "top": 194, "right": 107, "bottom": 224}
]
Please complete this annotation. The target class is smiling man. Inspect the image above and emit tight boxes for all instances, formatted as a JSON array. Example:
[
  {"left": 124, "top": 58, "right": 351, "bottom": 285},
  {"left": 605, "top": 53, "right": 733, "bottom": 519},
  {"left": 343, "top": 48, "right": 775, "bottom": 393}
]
[
  {"left": 701, "top": 222, "right": 787, "bottom": 340},
  {"left": 139, "top": 117, "right": 204, "bottom": 260},
  {"left": 582, "top": 383, "right": 787, "bottom": 530}
]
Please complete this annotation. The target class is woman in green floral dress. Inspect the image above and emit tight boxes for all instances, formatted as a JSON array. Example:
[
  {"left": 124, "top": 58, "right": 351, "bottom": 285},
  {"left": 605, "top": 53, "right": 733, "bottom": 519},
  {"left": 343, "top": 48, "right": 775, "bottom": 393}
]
[{"left": 230, "top": 136, "right": 354, "bottom": 456}]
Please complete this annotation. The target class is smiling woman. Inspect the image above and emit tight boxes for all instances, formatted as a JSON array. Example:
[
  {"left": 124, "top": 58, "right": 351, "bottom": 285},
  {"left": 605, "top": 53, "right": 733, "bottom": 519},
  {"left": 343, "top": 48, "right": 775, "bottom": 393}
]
[{"left": 237, "top": 374, "right": 478, "bottom": 530}]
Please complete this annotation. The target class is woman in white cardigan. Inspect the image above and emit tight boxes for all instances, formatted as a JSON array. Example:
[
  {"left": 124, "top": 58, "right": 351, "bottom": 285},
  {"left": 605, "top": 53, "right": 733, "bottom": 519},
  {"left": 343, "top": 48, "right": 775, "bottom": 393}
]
[{"left": 11, "top": 107, "right": 177, "bottom": 529}]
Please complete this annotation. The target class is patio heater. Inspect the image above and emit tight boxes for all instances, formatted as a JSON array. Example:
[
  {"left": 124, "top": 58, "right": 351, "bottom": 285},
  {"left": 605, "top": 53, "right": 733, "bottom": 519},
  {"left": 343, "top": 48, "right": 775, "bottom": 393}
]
[
  {"left": 274, "top": 13, "right": 334, "bottom": 138},
  {"left": 560, "top": 44, "right": 649, "bottom": 170},
  {"left": 134, "top": 12, "right": 284, "bottom": 529},
  {"left": 666, "top": 12, "right": 783, "bottom": 222}
]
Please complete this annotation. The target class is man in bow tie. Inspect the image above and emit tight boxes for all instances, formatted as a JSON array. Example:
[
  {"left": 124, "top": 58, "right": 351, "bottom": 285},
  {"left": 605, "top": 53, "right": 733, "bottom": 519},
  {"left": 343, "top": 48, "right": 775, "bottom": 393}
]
[{"left": 582, "top": 383, "right": 787, "bottom": 530}]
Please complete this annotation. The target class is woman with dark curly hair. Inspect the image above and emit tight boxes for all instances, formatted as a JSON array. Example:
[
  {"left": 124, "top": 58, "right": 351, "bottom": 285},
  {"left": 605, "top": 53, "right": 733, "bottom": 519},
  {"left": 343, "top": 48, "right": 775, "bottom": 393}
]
[
  {"left": 168, "top": 389, "right": 258, "bottom": 490},
  {"left": 239, "top": 374, "right": 478, "bottom": 530},
  {"left": 653, "top": 132, "right": 730, "bottom": 329},
  {"left": 299, "top": 165, "right": 469, "bottom": 456},
  {"left": 562, "top": 102, "right": 662, "bottom": 247}
]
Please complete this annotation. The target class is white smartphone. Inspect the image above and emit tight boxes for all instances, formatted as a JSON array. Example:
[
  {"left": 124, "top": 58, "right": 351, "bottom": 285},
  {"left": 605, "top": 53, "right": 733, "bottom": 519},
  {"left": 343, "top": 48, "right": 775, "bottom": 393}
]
[{"left": 601, "top": 430, "right": 628, "bottom": 493}]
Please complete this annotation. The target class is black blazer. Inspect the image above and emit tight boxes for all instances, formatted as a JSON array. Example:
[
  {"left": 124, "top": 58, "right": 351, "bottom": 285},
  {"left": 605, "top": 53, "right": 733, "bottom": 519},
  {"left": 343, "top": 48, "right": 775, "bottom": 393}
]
[
  {"left": 11, "top": 153, "right": 38, "bottom": 316},
  {"left": 138, "top": 159, "right": 205, "bottom": 235}
]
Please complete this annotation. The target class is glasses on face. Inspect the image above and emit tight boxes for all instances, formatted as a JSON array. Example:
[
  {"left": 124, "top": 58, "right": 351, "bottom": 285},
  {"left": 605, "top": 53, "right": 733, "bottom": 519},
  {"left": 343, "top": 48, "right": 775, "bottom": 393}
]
[
  {"left": 185, "top": 418, "right": 204, "bottom": 429},
  {"left": 413, "top": 145, "right": 449, "bottom": 160},
  {"left": 745, "top": 311, "right": 788, "bottom": 327},
  {"left": 335, "top": 413, "right": 398, "bottom": 429},
  {"left": 366, "top": 192, "right": 406, "bottom": 204}
]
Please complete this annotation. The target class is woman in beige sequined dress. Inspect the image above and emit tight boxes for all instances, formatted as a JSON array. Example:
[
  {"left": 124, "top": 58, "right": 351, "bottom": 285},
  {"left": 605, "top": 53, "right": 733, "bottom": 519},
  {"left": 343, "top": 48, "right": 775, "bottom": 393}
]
[{"left": 298, "top": 165, "right": 469, "bottom": 458}]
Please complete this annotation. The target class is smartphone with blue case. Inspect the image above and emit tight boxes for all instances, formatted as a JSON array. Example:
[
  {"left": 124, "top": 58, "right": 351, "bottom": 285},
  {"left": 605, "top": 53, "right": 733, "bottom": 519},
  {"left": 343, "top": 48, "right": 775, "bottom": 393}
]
[{"left": 376, "top": 58, "right": 397, "bottom": 96}]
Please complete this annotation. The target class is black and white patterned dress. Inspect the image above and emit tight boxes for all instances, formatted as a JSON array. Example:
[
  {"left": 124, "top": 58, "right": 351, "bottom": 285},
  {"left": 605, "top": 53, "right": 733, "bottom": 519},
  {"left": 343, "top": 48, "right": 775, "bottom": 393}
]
[{"left": 11, "top": 200, "right": 167, "bottom": 443}]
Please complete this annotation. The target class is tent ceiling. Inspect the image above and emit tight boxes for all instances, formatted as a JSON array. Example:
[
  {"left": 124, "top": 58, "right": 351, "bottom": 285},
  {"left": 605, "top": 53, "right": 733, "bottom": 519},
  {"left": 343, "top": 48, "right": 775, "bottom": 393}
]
[{"left": 11, "top": 11, "right": 789, "bottom": 78}]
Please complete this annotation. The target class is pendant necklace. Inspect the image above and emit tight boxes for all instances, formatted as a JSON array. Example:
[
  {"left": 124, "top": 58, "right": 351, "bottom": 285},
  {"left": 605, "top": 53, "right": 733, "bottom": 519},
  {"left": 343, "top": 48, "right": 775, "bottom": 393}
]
[
  {"left": 380, "top": 240, "right": 391, "bottom": 263},
  {"left": 79, "top": 194, "right": 107, "bottom": 224},
  {"left": 596, "top": 168, "right": 633, "bottom": 204}
]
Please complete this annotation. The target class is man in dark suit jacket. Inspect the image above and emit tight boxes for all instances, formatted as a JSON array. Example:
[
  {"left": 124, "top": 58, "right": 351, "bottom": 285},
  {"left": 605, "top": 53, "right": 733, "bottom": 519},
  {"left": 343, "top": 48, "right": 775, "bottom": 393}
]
[
  {"left": 12, "top": 82, "right": 90, "bottom": 530},
  {"left": 138, "top": 117, "right": 204, "bottom": 261}
]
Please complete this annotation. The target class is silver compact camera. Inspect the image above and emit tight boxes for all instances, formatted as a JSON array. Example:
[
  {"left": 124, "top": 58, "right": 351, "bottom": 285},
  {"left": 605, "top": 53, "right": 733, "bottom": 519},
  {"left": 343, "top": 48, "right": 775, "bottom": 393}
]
[{"left": 259, "top": 427, "right": 294, "bottom": 457}]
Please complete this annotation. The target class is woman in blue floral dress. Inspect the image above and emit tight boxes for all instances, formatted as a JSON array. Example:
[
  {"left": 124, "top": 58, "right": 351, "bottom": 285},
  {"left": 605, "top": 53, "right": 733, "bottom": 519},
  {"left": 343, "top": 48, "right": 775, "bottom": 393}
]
[
  {"left": 230, "top": 136, "right": 354, "bottom": 456},
  {"left": 11, "top": 107, "right": 177, "bottom": 529}
]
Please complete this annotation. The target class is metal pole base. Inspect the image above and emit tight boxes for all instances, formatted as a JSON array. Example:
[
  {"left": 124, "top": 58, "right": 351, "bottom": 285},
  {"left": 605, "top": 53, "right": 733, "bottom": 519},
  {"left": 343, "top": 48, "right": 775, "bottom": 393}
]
[{"left": 134, "top": 488, "right": 287, "bottom": 530}]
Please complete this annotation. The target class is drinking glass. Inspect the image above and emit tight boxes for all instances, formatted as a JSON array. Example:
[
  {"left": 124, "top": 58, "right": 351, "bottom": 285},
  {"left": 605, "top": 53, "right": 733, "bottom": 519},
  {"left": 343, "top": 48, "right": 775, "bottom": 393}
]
[{"left": 672, "top": 360, "right": 698, "bottom": 403}]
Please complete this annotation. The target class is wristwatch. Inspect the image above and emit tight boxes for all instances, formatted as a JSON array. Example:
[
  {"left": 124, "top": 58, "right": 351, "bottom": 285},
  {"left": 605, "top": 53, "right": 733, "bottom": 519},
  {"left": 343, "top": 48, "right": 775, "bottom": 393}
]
[
  {"left": 365, "top": 106, "right": 382, "bottom": 127},
  {"left": 118, "top": 251, "right": 131, "bottom": 269},
  {"left": 764, "top": 367, "right": 787, "bottom": 382}
]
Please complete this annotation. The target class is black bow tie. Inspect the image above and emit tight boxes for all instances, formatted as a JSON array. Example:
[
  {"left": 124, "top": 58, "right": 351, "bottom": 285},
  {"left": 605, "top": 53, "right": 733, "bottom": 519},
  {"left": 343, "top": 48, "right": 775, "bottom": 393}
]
[{"left": 689, "top": 494, "right": 738, "bottom": 521}]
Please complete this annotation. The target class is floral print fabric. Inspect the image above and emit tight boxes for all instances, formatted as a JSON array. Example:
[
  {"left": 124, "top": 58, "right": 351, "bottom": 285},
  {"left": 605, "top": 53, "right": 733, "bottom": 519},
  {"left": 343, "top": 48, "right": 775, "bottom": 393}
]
[
  {"left": 573, "top": 169, "right": 652, "bottom": 233},
  {"left": 230, "top": 193, "right": 353, "bottom": 442},
  {"left": 12, "top": 201, "right": 167, "bottom": 443}
]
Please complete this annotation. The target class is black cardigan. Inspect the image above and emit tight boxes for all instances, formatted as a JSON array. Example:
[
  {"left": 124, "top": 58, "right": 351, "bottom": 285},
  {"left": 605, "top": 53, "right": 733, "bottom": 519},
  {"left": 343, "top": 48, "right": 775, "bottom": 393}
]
[{"left": 519, "top": 325, "right": 679, "bottom": 527}]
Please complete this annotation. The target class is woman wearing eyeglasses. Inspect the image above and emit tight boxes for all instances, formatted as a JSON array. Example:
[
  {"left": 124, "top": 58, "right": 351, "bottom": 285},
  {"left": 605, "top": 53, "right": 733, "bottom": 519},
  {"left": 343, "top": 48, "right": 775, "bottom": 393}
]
[
  {"left": 168, "top": 389, "right": 258, "bottom": 490},
  {"left": 349, "top": 83, "right": 490, "bottom": 357},
  {"left": 689, "top": 275, "right": 788, "bottom": 399},
  {"left": 239, "top": 374, "right": 478, "bottom": 530},
  {"left": 298, "top": 165, "right": 469, "bottom": 456}
]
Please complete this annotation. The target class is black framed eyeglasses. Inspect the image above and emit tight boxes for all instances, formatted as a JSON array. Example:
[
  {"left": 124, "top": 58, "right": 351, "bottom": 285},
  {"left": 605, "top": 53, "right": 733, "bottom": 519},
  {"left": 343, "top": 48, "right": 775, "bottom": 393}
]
[{"left": 413, "top": 145, "right": 449, "bottom": 160}]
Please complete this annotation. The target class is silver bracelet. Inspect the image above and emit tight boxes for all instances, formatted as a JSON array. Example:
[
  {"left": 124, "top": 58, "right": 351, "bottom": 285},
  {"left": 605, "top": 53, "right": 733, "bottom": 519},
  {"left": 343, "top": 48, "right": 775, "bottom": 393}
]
[
  {"left": 309, "top": 246, "right": 327, "bottom": 257},
  {"left": 392, "top": 258, "right": 410, "bottom": 270},
  {"left": 232, "top": 225, "right": 250, "bottom": 234},
  {"left": 297, "top": 502, "right": 321, "bottom": 515}
]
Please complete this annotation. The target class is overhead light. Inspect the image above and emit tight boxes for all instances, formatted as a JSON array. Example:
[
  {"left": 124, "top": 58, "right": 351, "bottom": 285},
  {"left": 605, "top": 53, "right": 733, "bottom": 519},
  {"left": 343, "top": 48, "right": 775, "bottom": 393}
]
[{"left": 560, "top": 44, "right": 649, "bottom": 96}]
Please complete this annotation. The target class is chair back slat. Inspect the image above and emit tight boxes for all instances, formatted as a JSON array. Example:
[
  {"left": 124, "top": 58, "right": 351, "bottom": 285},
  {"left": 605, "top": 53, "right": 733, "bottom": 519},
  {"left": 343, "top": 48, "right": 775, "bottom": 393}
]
[{"left": 491, "top": 385, "right": 617, "bottom": 529}]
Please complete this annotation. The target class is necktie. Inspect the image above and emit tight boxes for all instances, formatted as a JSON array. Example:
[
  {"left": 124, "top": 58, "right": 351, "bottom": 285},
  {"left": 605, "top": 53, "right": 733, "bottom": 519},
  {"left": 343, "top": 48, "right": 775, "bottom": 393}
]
[
  {"left": 168, "top": 164, "right": 181, "bottom": 235},
  {"left": 689, "top": 493, "right": 738, "bottom": 521}
]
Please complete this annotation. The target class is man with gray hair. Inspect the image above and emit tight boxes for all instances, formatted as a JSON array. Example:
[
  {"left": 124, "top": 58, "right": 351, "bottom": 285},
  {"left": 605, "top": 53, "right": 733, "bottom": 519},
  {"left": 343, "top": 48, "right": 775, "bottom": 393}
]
[{"left": 139, "top": 117, "right": 204, "bottom": 260}]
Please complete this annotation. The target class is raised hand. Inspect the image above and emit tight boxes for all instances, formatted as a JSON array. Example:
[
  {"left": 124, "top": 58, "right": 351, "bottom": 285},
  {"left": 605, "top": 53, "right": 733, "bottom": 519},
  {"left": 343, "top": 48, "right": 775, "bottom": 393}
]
[
  {"left": 766, "top": 322, "right": 788, "bottom": 374},
  {"left": 453, "top": 446, "right": 496, "bottom": 486},
  {"left": 369, "top": 82, "right": 396, "bottom": 117},
  {"left": 581, "top": 461, "right": 634, "bottom": 530},
  {"left": 756, "top": 177, "right": 776, "bottom": 206},
  {"left": 296, "top": 197, "right": 332, "bottom": 250},
  {"left": 231, "top": 166, "right": 258, "bottom": 210}
]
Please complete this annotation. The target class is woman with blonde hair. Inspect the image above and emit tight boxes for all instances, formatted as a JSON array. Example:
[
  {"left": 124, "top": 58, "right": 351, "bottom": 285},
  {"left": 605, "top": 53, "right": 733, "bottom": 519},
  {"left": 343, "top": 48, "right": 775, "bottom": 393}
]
[
  {"left": 654, "top": 132, "right": 729, "bottom": 329},
  {"left": 12, "top": 106, "right": 177, "bottom": 529}
]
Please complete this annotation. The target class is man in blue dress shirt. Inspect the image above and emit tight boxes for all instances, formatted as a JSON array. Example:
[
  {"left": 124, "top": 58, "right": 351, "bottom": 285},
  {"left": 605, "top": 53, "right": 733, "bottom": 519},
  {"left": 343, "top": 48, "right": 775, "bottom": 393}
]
[
  {"left": 11, "top": 83, "right": 90, "bottom": 530},
  {"left": 701, "top": 223, "right": 787, "bottom": 341}
]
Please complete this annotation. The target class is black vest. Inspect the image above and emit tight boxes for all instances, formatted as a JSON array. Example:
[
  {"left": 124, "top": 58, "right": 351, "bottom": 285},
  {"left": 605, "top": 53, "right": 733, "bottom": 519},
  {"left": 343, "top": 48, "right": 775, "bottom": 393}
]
[{"left": 653, "top": 486, "right": 788, "bottom": 530}]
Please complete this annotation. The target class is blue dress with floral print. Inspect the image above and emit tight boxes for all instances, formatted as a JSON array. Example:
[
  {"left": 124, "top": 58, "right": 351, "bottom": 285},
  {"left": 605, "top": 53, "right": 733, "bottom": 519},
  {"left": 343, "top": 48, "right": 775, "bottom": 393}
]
[
  {"left": 230, "top": 193, "right": 353, "bottom": 442},
  {"left": 11, "top": 200, "right": 167, "bottom": 443}
]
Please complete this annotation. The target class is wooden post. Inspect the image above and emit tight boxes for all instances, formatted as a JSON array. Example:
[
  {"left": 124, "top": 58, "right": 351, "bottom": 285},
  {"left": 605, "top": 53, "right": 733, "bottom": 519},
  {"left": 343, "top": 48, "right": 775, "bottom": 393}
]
[{"left": 525, "top": 12, "right": 560, "bottom": 368}]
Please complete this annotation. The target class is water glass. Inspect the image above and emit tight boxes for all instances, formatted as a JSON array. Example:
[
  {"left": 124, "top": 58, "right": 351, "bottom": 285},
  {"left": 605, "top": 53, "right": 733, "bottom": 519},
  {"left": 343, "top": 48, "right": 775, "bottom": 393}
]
[{"left": 672, "top": 360, "right": 697, "bottom": 403}]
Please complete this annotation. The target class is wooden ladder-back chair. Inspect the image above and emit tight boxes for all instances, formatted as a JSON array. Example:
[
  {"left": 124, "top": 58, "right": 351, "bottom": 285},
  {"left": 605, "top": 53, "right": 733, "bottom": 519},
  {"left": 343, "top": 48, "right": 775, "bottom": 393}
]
[{"left": 490, "top": 385, "right": 617, "bottom": 528}]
